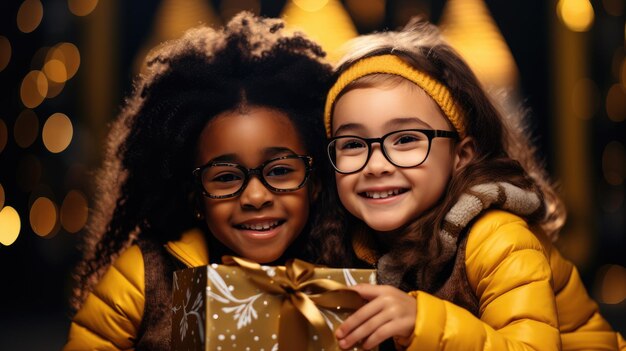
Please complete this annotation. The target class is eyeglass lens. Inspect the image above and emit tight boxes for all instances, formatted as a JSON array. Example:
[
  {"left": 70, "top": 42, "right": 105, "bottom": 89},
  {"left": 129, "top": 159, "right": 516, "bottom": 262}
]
[
  {"left": 330, "top": 130, "right": 430, "bottom": 173},
  {"left": 200, "top": 157, "right": 307, "bottom": 197}
]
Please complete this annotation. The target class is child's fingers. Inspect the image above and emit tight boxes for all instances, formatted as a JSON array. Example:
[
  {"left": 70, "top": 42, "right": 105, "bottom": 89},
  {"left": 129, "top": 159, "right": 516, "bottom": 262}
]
[
  {"left": 336, "top": 301, "right": 392, "bottom": 349},
  {"left": 348, "top": 283, "right": 390, "bottom": 300},
  {"left": 336, "top": 294, "right": 384, "bottom": 338}
]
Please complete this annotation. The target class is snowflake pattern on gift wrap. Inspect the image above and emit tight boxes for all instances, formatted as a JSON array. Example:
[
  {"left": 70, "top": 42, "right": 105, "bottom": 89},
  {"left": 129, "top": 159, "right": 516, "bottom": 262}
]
[{"left": 207, "top": 265, "right": 263, "bottom": 330}]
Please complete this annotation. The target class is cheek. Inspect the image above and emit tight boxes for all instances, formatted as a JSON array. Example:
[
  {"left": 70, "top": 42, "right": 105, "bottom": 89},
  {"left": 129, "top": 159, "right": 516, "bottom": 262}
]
[{"left": 335, "top": 174, "right": 357, "bottom": 208}]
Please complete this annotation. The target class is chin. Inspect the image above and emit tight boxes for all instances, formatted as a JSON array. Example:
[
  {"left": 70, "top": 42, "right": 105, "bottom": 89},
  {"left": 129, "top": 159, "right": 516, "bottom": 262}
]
[{"left": 365, "top": 221, "right": 403, "bottom": 233}]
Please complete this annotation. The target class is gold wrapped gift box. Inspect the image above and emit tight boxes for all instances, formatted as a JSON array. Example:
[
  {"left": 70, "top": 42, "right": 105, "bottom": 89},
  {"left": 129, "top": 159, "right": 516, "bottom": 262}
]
[{"left": 171, "top": 257, "right": 377, "bottom": 351}]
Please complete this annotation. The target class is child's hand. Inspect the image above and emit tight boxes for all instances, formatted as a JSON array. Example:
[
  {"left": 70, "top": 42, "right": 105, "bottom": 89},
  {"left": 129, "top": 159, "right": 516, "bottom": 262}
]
[{"left": 335, "top": 284, "right": 416, "bottom": 350}]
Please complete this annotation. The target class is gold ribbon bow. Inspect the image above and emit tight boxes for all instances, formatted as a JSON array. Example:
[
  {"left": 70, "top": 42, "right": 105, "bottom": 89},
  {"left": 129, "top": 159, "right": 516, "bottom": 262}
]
[{"left": 222, "top": 256, "right": 367, "bottom": 350}]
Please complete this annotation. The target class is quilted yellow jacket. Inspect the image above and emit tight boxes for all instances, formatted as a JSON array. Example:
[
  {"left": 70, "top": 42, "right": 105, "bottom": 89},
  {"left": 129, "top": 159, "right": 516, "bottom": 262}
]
[
  {"left": 354, "top": 210, "right": 625, "bottom": 351},
  {"left": 64, "top": 211, "right": 625, "bottom": 350},
  {"left": 63, "top": 229, "right": 209, "bottom": 351}
]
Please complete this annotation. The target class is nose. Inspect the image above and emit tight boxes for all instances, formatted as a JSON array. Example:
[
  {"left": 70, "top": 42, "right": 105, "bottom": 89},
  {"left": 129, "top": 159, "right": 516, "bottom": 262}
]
[
  {"left": 363, "top": 144, "right": 395, "bottom": 177},
  {"left": 239, "top": 176, "right": 273, "bottom": 209}
]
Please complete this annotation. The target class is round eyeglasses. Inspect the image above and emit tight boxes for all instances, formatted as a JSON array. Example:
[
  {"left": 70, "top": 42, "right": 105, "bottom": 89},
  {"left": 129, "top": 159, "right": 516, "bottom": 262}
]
[
  {"left": 193, "top": 155, "right": 313, "bottom": 199},
  {"left": 327, "top": 129, "right": 458, "bottom": 174}
]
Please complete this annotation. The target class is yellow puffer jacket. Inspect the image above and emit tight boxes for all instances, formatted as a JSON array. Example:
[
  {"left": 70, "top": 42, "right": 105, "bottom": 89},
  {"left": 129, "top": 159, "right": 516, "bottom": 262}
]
[
  {"left": 62, "top": 229, "right": 209, "bottom": 351},
  {"left": 355, "top": 210, "right": 625, "bottom": 351}
]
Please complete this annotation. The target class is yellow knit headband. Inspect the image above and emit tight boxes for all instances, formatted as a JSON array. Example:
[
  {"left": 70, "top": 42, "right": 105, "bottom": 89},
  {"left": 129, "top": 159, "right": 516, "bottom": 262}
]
[{"left": 324, "top": 54, "right": 465, "bottom": 138}]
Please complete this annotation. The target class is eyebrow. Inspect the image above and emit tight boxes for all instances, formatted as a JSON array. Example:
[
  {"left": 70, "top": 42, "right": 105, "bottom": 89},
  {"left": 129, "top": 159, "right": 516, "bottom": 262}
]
[
  {"left": 206, "top": 147, "right": 299, "bottom": 164},
  {"left": 334, "top": 117, "right": 432, "bottom": 135}
]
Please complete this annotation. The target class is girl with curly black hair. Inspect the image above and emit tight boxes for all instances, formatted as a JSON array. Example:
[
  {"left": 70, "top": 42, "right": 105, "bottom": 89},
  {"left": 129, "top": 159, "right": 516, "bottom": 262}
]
[{"left": 63, "top": 12, "right": 333, "bottom": 350}]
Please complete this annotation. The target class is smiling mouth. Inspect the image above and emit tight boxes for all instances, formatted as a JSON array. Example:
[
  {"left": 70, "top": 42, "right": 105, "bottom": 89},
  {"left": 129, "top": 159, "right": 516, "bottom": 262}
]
[
  {"left": 359, "top": 188, "right": 409, "bottom": 199},
  {"left": 235, "top": 220, "right": 284, "bottom": 231}
]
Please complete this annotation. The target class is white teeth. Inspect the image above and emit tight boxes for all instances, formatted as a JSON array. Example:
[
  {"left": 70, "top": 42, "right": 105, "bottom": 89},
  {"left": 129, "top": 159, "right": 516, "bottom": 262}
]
[
  {"left": 240, "top": 221, "right": 279, "bottom": 230},
  {"left": 365, "top": 189, "right": 401, "bottom": 199}
]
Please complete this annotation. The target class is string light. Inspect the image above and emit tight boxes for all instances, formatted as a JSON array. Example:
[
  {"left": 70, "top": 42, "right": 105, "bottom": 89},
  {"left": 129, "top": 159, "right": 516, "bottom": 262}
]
[
  {"left": 29, "top": 197, "right": 58, "bottom": 237},
  {"left": 42, "top": 113, "right": 73, "bottom": 153},
  {"left": 20, "top": 70, "right": 48, "bottom": 108},
  {"left": 557, "top": 0, "right": 595, "bottom": 32},
  {"left": 68, "top": 0, "right": 98, "bottom": 16},
  {"left": 60, "top": 190, "right": 89, "bottom": 233},
  {"left": 0, "top": 36, "right": 11, "bottom": 72},
  {"left": 17, "top": 0, "right": 44, "bottom": 34},
  {"left": 0, "top": 206, "right": 21, "bottom": 246},
  {"left": 0, "top": 119, "right": 7, "bottom": 154}
]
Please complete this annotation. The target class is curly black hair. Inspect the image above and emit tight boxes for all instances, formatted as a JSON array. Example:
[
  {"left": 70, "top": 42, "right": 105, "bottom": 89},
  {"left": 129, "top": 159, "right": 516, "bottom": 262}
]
[{"left": 70, "top": 12, "right": 333, "bottom": 312}]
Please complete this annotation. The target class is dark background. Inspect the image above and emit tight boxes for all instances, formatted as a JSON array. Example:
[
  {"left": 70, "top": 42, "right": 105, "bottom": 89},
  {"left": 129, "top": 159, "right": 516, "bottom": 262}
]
[{"left": 0, "top": 1, "right": 624, "bottom": 349}]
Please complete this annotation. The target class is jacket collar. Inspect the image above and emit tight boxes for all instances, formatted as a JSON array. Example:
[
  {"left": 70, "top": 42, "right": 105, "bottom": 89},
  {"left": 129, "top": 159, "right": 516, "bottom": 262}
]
[{"left": 165, "top": 228, "right": 209, "bottom": 267}]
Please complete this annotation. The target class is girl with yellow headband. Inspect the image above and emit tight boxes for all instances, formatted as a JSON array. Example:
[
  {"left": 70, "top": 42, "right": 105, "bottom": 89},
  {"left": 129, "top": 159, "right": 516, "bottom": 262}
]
[{"left": 314, "top": 18, "right": 626, "bottom": 350}]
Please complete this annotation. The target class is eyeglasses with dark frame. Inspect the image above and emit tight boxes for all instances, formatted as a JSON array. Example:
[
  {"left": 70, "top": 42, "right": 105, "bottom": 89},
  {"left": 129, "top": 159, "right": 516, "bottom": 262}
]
[
  {"left": 193, "top": 155, "right": 314, "bottom": 199},
  {"left": 327, "top": 129, "right": 458, "bottom": 174}
]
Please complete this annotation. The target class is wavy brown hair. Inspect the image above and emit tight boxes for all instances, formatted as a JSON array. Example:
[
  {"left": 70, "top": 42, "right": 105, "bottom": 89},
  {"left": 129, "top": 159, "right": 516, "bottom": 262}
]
[
  {"left": 69, "top": 12, "right": 333, "bottom": 313},
  {"left": 312, "top": 19, "right": 566, "bottom": 289}
]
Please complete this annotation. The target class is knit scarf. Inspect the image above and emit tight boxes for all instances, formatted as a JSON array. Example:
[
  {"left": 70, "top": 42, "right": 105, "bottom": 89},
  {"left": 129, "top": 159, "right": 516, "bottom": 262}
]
[{"left": 354, "top": 182, "right": 545, "bottom": 315}]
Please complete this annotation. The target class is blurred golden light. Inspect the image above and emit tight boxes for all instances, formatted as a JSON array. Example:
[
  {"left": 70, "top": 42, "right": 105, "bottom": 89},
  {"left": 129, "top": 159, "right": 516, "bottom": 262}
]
[
  {"left": 0, "top": 119, "right": 7, "bottom": 153},
  {"left": 14, "top": 109, "right": 39, "bottom": 148},
  {"left": 345, "top": 0, "right": 385, "bottom": 29},
  {"left": 31, "top": 46, "right": 50, "bottom": 70},
  {"left": 29, "top": 197, "right": 58, "bottom": 237},
  {"left": 439, "top": 0, "right": 518, "bottom": 89},
  {"left": 20, "top": 70, "right": 48, "bottom": 108},
  {"left": 606, "top": 84, "right": 626, "bottom": 122},
  {"left": 46, "top": 80, "right": 65, "bottom": 99},
  {"left": 282, "top": 0, "right": 358, "bottom": 63},
  {"left": 68, "top": 0, "right": 98, "bottom": 16},
  {"left": 16, "top": 154, "right": 42, "bottom": 192},
  {"left": 597, "top": 264, "right": 626, "bottom": 304},
  {"left": 619, "top": 57, "right": 626, "bottom": 89},
  {"left": 17, "top": 0, "right": 44, "bottom": 34},
  {"left": 293, "top": 0, "right": 329, "bottom": 12},
  {"left": 0, "top": 206, "right": 21, "bottom": 246},
  {"left": 571, "top": 78, "right": 600, "bottom": 120},
  {"left": 43, "top": 59, "right": 68, "bottom": 83},
  {"left": 220, "top": 0, "right": 260, "bottom": 20},
  {"left": 60, "top": 190, "right": 89, "bottom": 233},
  {"left": 557, "top": 0, "right": 595, "bottom": 32},
  {"left": 0, "top": 36, "right": 11, "bottom": 72},
  {"left": 602, "top": 141, "right": 625, "bottom": 185},
  {"left": 603, "top": 0, "right": 624, "bottom": 16},
  {"left": 47, "top": 43, "right": 81, "bottom": 80},
  {"left": 42, "top": 112, "right": 73, "bottom": 153},
  {"left": 0, "top": 183, "right": 4, "bottom": 209}
]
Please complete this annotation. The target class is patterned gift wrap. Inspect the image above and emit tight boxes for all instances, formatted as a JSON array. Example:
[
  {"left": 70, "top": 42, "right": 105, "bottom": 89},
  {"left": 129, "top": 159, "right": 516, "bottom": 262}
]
[{"left": 171, "top": 257, "right": 377, "bottom": 351}]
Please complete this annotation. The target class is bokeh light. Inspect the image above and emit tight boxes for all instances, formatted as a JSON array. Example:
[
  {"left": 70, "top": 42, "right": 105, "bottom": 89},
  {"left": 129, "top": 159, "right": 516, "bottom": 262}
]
[
  {"left": 43, "top": 59, "right": 68, "bottom": 83},
  {"left": 60, "top": 190, "right": 89, "bottom": 233},
  {"left": 603, "top": 0, "right": 624, "bottom": 16},
  {"left": 14, "top": 109, "right": 39, "bottom": 148},
  {"left": 17, "top": 0, "right": 44, "bottom": 34},
  {"left": 606, "top": 84, "right": 626, "bottom": 122},
  {"left": 0, "top": 206, "right": 21, "bottom": 246},
  {"left": 293, "top": 0, "right": 329, "bottom": 12},
  {"left": 0, "top": 36, "right": 11, "bottom": 72},
  {"left": 16, "top": 154, "right": 42, "bottom": 192},
  {"left": 571, "top": 78, "right": 600, "bottom": 120},
  {"left": 0, "top": 183, "right": 4, "bottom": 209},
  {"left": 619, "top": 57, "right": 626, "bottom": 89},
  {"left": 557, "top": 0, "right": 595, "bottom": 32},
  {"left": 46, "top": 43, "right": 81, "bottom": 81},
  {"left": 20, "top": 70, "right": 48, "bottom": 108},
  {"left": 29, "top": 197, "right": 58, "bottom": 237},
  {"left": 46, "top": 80, "right": 65, "bottom": 99},
  {"left": 596, "top": 264, "right": 626, "bottom": 304},
  {"left": 602, "top": 141, "right": 625, "bottom": 185},
  {"left": 345, "top": 0, "right": 385, "bottom": 29},
  {"left": 42, "top": 113, "right": 73, "bottom": 153},
  {"left": 220, "top": 0, "right": 260, "bottom": 19},
  {"left": 68, "top": 0, "right": 98, "bottom": 16},
  {"left": 0, "top": 119, "right": 7, "bottom": 154}
]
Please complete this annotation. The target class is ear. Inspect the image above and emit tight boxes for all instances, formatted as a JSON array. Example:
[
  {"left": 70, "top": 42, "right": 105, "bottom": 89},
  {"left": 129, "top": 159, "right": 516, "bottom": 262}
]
[
  {"left": 308, "top": 176, "right": 321, "bottom": 203},
  {"left": 453, "top": 137, "right": 476, "bottom": 171}
]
